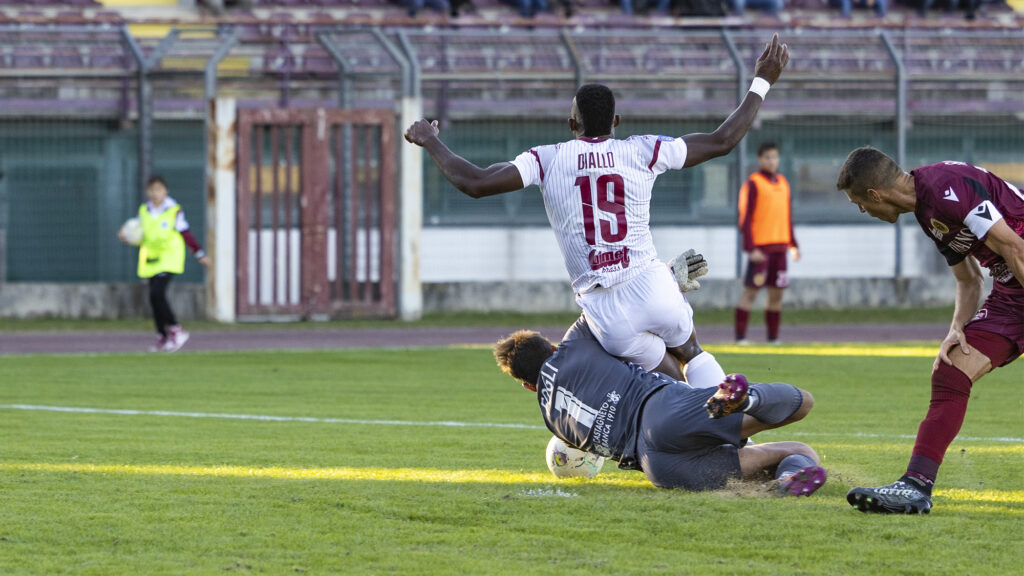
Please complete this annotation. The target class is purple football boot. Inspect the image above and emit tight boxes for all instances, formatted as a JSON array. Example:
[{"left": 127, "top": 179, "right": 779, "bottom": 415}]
[
  {"left": 705, "top": 373, "right": 749, "bottom": 419},
  {"left": 776, "top": 465, "right": 828, "bottom": 497}
]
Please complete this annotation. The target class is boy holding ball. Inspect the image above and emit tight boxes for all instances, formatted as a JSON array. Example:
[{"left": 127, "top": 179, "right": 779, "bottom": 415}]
[{"left": 118, "top": 176, "right": 209, "bottom": 352}]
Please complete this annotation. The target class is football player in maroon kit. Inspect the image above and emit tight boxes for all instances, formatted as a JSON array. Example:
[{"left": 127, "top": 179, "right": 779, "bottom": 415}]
[{"left": 836, "top": 146, "right": 1024, "bottom": 514}]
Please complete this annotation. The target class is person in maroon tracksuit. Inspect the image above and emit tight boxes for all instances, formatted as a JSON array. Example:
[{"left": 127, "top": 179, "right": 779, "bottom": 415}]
[{"left": 836, "top": 147, "right": 1024, "bottom": 514}]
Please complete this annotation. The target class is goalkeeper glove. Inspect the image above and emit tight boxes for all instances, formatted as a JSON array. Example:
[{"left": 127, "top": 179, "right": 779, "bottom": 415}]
[{"left": 669, "top": 249, "right": 709, "bottom": 293}]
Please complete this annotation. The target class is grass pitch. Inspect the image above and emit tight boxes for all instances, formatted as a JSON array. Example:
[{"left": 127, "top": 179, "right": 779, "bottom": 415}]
[
  {"left": 0, "top": 345, "right": 1021, "bottom": 575},
  {"left": 0, "top": 306, "right": 953, "bottom": 333}
]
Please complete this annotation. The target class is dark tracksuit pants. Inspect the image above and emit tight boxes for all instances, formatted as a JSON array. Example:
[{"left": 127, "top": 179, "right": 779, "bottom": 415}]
[{"left": 148, "top": 273, "right": 178, "bottom": 337}]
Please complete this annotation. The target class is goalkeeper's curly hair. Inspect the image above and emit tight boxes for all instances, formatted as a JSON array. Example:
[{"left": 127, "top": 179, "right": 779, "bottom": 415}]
[{"left": 494, "top": 330, "right": 555, "bottom": 389}]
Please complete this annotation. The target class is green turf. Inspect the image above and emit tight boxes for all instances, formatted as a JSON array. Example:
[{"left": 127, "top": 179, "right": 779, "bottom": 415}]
[
  {"left": 1, "top": 347, "right": 1020, "bottom": 575},
  {"left": 0, "top": 306, "right": 953, "bottom": 333}
]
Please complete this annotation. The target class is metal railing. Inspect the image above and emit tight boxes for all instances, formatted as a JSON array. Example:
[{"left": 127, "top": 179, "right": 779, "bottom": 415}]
[{"left": 0, "top": 24, "right": 1021, "bottom": 284}]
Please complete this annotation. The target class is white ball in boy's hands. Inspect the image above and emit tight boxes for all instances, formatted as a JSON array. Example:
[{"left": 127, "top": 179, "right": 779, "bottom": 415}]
[{"left": 119, "top": 217, "right": 143, "bottom": 246}]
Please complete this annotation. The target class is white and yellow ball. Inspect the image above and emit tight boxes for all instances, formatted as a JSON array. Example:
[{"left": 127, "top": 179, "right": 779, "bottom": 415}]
[{"left": 545, "top": 436, "right": 605, "bottom": 479}]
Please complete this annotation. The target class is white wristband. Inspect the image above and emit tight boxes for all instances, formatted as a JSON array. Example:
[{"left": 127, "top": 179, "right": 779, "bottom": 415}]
[{"left": 749, "top": 77, "right": 771, "bottom": 100}]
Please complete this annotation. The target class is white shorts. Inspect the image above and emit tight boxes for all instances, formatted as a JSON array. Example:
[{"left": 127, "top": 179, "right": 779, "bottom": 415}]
[{"left": 576, "top": 261, "right": 694, "bottom": 371}]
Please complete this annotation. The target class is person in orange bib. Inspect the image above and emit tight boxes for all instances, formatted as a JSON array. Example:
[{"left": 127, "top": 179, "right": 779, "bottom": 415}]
[{"left": 734, "top": 142, "right": 800, "bottom": 344}]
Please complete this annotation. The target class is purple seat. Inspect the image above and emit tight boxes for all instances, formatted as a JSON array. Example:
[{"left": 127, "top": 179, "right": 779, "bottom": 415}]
[
  {"left": 301, "top": 46, "right": 336, "bottom": 73},
  {"left": 51, "top": 46, "right": 85, "bottom": 68},
  {"left": 12, "top": 46, "right": 46, "bottom": 68},
  {"left": 88, "top": 46, "right": 126, "bottom": 69}
]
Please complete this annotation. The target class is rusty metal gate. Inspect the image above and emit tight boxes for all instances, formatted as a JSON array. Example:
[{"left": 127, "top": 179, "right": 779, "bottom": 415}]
[{"left": 236, "top": 108, "right": 396, "bottom": 319}]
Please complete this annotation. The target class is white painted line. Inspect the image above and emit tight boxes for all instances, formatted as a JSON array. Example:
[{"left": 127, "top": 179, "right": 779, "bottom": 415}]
[
  {"left": 0, "top": 404, "right": 546, "bottom": 431},
  {"left": 0, "top": 404, "right": 1020, "bottom": 444},
  {"left": 758, "top": 430, "right": 1024, "bottom": 444}
]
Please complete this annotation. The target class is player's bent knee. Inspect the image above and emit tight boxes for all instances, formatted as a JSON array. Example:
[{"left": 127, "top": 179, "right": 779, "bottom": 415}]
[
  {"left": 746, "top": 383, "right": 804, "bottom": 425},
  {"left": 788, "top": 442, "right": 819, "bottom": 464},
  {"left": 739, "top": 442, "right": 819, "bottom": 477},
  {"left": 790, "top": 389, "right": 814, "bottom": 421}
]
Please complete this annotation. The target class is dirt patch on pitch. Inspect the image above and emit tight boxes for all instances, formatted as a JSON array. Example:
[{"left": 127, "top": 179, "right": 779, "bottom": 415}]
[{"left": 715, "top": 478, "right": 781, "bottom": 499}]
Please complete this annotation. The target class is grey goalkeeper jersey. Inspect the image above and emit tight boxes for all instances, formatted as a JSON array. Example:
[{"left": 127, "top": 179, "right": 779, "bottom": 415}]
[{"left": 537, "top": 316, "right": 672, "bottom": 470}]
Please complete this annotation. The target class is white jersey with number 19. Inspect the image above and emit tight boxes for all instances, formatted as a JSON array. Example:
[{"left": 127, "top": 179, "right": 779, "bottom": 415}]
[{"left": 511, "top": 135, "right": 688, "bottom": 293}]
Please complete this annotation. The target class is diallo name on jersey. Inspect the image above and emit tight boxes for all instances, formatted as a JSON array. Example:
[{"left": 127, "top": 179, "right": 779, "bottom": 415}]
[{"left": 578, "top": 151, "right": 615, "bottom": 170}]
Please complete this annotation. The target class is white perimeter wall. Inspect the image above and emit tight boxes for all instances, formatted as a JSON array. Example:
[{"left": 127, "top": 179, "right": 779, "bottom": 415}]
[{"left": 420, "top": 224, "right": 933, "bottom": 283}]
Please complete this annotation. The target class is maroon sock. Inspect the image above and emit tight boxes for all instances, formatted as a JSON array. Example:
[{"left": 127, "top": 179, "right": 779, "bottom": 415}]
[
  {"left": 766, "top": 310, "right": 781, "bottom": 341},
  {"left": 734, "top": 308, "right": 749, "bottom": 341},
  {"left": 907, "top": 362, "right": 973, "bottom": 484}
]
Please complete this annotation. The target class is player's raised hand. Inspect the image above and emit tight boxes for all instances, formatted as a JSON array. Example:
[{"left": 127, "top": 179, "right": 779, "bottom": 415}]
[
  {"left": 669, "top": 249, "right": 708, "bottom": 293},
  {"left": 404, "top": 119, "right": 440, "bottom": 146},
  {"left": 753, "top": 33, "right": 790, "bottom": 85}
]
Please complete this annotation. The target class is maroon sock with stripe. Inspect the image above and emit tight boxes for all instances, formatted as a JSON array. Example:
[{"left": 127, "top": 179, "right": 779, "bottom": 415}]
[{"left": 906, "top": 362, "right": 973, "bottom": 486}]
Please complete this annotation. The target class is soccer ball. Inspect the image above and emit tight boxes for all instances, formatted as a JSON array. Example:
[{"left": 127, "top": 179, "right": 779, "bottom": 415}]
[
  {"left": 545, "top": 436, "right": 605, "bottom": 479},
  {"left": 119, "top": 217, "right": 143, "bottom": 246}
]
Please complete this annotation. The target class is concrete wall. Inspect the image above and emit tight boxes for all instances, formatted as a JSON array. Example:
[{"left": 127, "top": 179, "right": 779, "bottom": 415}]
[
  {"left": 0, "top": 222, "right": 967, "bottom": 319},
  {"left": 420, "top": 224, "right": 946, "bottom": 284},
  {"left": 417, "top": 223, "right": 961, "bottom": 312},
  {"left": 422, "top": 277, "right": 967, "bottom": 313},
  {"left": 0, "top": 275, "right": 962, "bottom": 319},
  {"left": 0, "top": 283, "right": 206, "bottom": 320}
]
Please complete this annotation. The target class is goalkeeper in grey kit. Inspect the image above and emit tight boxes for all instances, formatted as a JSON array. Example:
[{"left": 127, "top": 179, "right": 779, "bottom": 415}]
[
  {"left": 496, "top": 318, "right": 825, "bottom": 493},
  {"left": 494, "top": 252, "right": 827, "bottom": 493}
]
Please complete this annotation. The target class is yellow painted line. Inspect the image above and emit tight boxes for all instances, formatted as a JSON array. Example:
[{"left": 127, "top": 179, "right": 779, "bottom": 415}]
[
  {"left": 939, "top": 489, "right": 1024, "bottom": 505},
  {"left": 453, "top": 343, "right": 938, "bottom": 358},
  {"left": 939, "top": 504, "right": 1024, "bottom": 516},
  {"left": 705, "top": 344, "right": 936, "bottom": 358},
  {"left": 0, "top": 462, "right": 652, "bottom": 488},
  {"left": 4, "top": 463, "right": 1022, "bottom": 507},
  {"left": 809, "top": 444, "right": 1024, "bottom": 456}
]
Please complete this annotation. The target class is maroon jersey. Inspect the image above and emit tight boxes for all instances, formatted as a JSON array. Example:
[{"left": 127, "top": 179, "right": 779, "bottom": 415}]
[{"left": 912, "top": 161, "right": 1024, "bottom": 298}]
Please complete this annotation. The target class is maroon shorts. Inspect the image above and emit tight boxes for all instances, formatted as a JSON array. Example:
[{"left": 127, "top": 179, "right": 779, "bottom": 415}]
[
  {"left": 964, "top": 291, "right": 1024, "bottom": 367},
  {"left": 744, "top": 250, "right": 789, "bottom": 289}
]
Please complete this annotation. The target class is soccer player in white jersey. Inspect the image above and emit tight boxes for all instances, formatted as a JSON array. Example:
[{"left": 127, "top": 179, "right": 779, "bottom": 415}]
[{"left": 406, "top": 34, "right": 790, "bottom": 387}]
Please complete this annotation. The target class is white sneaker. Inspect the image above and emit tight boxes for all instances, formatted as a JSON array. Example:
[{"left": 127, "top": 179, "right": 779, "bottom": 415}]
[
  {"left": 162, "top": 326, "right": 190, "bottom": 352},
  {"left": 149, "top": 335, "right": 168, "bottom": 353}
]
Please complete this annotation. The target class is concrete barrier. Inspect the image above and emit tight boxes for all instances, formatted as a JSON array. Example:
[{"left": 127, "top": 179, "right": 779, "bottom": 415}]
[
  {"left": 0, "top": 275, "right": 982, "bottom": 319},
  {"left": 423, "top": 276, "right": 974, "bottom": 314},
  {"left": 0, "top": 283, "right": 206, "bottom": 320}
]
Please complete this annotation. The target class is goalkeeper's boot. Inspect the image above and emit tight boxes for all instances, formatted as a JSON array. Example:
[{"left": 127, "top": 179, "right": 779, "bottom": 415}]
[
  {"left": 775, "top": 465, "right": 828, "bottom": 497},
  {"left": 847, "top": 480, "right": 932, "bottom": 514},
  {"left": 705, "top": 373, "right": 749, "bottom": 419}
]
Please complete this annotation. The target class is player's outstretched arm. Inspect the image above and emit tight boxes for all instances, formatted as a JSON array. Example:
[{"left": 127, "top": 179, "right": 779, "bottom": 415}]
[
  {"left": 405, "top": 119, "right": 524, "bottom": 199},
  {"left": 681, "top": 34, "right": 790, "bottom": 168},
  {"left": 935, "top": 257, "right": 985, "bottom": 369}
]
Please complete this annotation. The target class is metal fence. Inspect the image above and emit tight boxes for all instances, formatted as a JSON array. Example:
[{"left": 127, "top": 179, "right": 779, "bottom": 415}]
[{"left": 0, "top": 24, "right": 1021, "bottom": 284}]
